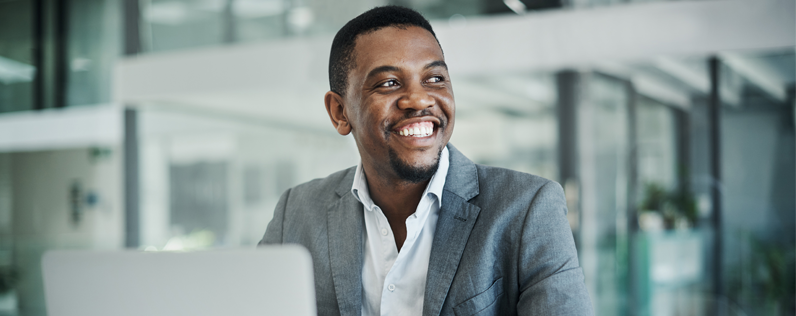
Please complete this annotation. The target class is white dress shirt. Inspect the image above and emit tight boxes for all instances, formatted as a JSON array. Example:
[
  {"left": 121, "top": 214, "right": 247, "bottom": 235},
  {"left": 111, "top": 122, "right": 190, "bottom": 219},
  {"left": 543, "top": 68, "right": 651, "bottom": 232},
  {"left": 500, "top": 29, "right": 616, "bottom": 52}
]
[{"left": 351, "top": 146, "right": 449, "bottom": 316}]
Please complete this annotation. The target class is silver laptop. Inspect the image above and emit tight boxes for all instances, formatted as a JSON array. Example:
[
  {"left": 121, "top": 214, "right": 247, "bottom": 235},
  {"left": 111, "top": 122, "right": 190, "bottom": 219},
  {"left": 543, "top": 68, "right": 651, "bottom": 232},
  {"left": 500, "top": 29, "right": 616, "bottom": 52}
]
[{"left": 42, "top": 246, "right": 316, "bottom": 316}]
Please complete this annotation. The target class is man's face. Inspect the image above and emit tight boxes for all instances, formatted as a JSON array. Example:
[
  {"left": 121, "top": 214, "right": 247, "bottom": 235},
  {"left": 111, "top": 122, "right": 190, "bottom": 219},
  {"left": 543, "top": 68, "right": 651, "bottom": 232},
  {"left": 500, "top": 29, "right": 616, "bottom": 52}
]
[{"left": 343, "top": 26, "right": 455, "bottom": 183}]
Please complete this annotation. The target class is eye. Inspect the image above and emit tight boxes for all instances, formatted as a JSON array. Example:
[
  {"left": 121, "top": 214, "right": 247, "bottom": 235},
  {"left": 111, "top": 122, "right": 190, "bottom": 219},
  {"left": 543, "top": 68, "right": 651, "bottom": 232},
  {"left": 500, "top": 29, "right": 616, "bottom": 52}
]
[
  {"left": 426, "top": 76, "right": 444, "bottom": 83},
  {"left": 379, "top": 79, "right": 400, "bottom": 88}
]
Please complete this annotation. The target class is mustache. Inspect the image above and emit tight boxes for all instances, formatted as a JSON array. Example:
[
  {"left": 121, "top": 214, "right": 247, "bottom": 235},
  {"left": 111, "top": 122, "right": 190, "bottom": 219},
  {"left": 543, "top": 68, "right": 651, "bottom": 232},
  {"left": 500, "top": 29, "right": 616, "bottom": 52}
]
[{"left": 386, "top": 109, "right": 447, "bottom": 132}]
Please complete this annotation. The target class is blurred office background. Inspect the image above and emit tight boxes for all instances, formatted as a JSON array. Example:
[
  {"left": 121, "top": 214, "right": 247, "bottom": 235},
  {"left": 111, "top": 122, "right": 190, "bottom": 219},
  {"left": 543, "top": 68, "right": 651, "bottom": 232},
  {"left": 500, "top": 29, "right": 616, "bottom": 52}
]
[{"left": 0, "top": 0, "right": 793, "bottom": 315}]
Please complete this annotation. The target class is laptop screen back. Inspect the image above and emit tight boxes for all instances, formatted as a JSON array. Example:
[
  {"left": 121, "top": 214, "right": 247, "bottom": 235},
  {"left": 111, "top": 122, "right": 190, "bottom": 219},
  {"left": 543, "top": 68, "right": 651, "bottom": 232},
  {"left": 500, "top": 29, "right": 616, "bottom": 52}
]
[{"left": 42, "top": 246, "right": 316, "bottom": 316}]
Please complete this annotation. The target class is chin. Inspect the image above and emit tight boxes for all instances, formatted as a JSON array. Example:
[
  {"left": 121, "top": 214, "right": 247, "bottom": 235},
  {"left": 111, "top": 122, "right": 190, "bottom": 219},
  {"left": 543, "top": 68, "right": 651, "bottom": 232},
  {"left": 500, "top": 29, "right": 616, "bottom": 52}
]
[{"left": 388, "top": 147, "right": 443, "bottom": 183}]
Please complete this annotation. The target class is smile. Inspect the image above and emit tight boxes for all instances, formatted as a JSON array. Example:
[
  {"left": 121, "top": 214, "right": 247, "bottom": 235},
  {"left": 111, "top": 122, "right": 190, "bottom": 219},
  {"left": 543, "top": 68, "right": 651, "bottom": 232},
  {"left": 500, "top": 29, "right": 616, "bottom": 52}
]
[{"left": 396, "top": 121, "right": 435, "bottom": 138}]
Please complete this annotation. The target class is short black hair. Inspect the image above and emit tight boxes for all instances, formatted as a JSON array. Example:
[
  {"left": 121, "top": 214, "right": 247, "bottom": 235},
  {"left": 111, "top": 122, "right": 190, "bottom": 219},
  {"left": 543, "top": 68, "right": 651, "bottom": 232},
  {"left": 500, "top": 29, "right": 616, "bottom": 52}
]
[{"left": 328, "top": 6, "right": 439, "bottom": 96}]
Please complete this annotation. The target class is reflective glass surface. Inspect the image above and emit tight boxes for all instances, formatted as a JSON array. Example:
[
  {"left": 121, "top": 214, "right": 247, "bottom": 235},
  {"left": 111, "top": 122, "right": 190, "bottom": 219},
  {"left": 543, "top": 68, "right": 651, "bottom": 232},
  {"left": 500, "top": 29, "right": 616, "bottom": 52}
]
[{"left": 0, "top": 0, "right": 34, "bottom": 113}]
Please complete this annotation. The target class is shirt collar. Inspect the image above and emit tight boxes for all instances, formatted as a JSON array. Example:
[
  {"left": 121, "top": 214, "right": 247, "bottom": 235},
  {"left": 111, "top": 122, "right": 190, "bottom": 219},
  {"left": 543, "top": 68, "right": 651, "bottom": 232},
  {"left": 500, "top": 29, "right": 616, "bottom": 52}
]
[{"left": 351, "top": 146, "right": 450, "bottom": 212}]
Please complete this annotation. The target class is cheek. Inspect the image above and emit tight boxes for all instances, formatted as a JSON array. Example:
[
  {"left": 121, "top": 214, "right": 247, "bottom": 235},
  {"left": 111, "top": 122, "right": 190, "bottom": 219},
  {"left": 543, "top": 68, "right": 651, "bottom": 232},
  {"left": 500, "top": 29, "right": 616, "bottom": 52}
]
[
  {"left": 437, "top": 95, "right": 455, "bottom": 117},
  {"left": 351, "top": 112, "right": 385, "bottom": 142}
]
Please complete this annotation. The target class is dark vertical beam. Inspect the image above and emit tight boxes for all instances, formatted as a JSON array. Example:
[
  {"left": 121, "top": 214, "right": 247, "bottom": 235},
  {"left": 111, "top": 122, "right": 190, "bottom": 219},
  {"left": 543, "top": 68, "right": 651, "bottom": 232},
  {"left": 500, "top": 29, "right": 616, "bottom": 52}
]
[
  {"left": 123, "top": 0, "right": 141, "bottom": 55},
  {"left": 123, "top": 1, "right": 142, "bottom": 248},
  {"left": 124, "top": 108, "right": 140, "bottom": 248},
  {"left": 557, "top": 70, "right": 581, "bottom": 246},
  {"left": 625, "top": 80, "right": 639, "bottom": 315},
  {"left": 32, "top": 0, "right": 45, "bottom": 110},
  {"left": 281, "top": 0, "right": 291, "bottom": 37},
  {"left": 676, "top": 108, "right": 692, "bottom": 194},
  {"left": 54, "top": 0, "right": 68, "bottom": 108},
  {"left": 626, "top": 82, "right": 639, "bottom": 233},
  {"left": 708, "top": 56, "right": 723, "bottom": 298},
  {"left": 557, "top": 71, "right": 580, "bottom": 185},
  {"left": 221, "top": 0, "right": 236, "bottom": 44}
]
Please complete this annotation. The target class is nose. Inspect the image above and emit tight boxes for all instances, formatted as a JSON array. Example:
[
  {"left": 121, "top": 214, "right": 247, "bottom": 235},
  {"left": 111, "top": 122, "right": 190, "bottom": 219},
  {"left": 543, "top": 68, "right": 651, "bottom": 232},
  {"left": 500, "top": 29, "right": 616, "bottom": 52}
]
[{"left": 397, "top": 82, "right": 435, "bottom": 111}]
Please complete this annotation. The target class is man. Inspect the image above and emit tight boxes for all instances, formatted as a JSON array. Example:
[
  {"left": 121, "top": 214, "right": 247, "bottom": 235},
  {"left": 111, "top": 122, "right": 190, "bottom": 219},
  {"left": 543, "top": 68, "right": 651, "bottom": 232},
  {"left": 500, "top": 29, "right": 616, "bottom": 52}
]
[{"left": 259, "top": 6, "right": 592, "bottom": 316}]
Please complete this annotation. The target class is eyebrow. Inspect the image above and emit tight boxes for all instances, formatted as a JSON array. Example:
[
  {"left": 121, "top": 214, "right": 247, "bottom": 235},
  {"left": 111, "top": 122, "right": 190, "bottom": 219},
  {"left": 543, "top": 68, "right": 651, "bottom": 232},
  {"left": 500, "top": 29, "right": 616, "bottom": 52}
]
[
  {"left": 365, "top": 65, "right": 400, "bottom": 81},
  {"left": 425, "top": 60, "right": 448, "bottom": 70},
  {"left": 365, "top": 60, "right": 448, "bottom": 81}
]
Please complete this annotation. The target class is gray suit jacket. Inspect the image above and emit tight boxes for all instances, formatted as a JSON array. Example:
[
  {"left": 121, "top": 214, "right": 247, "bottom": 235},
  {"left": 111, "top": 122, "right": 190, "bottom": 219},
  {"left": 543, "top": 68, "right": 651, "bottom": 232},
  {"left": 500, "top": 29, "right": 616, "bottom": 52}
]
[{"left": 259, "top": 144, "right": 593, "bottom": 316}]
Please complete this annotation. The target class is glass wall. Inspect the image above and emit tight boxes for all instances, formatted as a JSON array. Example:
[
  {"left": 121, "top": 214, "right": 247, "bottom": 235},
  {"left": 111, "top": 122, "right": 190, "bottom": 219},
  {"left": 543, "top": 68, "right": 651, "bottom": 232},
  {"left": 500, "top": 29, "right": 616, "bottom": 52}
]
[
  {"left": 451, "top": 72, "right": 558, "bottom": 179},
  {"left": 136, "top": 106, "right": 360, "bottom": 249},
  {"left": 0, "top": 0, "right": 35, "bottom": 113},
  {"left": 719, "top": 50, "right": 795, "bottom": 316},
  {"left": 67, "top": 0, "right": 121, "bottom": 107},
  {"left": 0, "top": 0, "right": 120, "bottom": 113}
]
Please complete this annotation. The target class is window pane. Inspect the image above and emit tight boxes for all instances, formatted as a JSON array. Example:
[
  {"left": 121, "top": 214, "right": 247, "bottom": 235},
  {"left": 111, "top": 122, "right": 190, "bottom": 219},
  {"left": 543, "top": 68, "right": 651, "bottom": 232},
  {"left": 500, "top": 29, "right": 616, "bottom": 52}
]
[{"left": 0, "top": 0, "right": 34, "bottom": 113}]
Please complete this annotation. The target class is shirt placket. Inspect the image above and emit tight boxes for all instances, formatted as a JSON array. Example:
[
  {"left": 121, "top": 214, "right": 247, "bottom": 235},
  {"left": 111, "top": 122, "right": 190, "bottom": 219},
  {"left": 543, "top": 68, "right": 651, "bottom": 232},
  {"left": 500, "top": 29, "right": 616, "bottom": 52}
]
[
  {"left": 377, "top": 198, "right": 434, "bottom": 315},
  {"left": 372, "top": 206, "right": 398, "bottom": 314}
]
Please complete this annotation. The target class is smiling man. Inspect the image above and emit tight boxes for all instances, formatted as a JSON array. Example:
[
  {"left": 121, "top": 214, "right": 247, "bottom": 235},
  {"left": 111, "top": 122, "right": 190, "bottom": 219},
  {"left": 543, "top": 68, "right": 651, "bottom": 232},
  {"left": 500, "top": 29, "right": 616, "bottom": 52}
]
[{"left": 259, "top": 6, "right": 593, "bottom": 316}]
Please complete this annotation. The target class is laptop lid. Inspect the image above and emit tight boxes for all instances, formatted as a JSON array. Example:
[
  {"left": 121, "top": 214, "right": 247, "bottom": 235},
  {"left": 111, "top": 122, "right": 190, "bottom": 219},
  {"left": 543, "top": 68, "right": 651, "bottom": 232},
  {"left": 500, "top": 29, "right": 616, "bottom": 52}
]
[{"left": 42, "top": 246, "right": 316, "bottom": 316}]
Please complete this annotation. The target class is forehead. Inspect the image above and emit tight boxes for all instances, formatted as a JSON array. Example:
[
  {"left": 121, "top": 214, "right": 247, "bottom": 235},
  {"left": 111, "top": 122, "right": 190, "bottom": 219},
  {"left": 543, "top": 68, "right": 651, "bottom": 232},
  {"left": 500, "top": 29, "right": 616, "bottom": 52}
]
[{"left": 352, "top": 26, "right": 443, "bottom": 74}]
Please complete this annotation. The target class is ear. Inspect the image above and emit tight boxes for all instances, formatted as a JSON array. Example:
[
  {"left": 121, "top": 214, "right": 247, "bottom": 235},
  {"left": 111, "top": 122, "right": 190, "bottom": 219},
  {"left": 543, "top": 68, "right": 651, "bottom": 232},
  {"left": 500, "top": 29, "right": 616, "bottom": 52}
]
[{"left": 324, "top": 91, "right": 352, "bottom": 136}]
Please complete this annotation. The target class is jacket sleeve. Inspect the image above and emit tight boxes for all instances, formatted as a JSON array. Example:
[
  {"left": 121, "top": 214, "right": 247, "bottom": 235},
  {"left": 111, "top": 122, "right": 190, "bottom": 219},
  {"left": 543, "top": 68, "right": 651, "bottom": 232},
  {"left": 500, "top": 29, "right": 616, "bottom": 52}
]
[
  {"left": 258, "top": 188, "right": 291, "bottom": 245},
  {"left": 517, "top": 181, "right": 594, "bottom": 316}
]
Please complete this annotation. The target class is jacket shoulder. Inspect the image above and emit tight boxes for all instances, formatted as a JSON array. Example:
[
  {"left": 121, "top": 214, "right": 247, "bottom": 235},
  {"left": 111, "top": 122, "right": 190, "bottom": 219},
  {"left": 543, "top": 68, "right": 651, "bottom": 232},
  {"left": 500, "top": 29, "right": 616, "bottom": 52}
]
[
  {"left": 466, "top": 164, "right": 566, "bottom": 219},
  {"left": 286, "top": 166, "right": 355, "bottom": 207},
  {"left": 473, "top": 164, "right": 561, "bottom": 196}
]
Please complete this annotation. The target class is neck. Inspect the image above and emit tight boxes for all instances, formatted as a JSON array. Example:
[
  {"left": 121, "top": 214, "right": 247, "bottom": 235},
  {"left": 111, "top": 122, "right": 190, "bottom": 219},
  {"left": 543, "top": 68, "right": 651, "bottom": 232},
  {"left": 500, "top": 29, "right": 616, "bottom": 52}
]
[
  {"left": 363, "top": 164, "right": 428, "bottom": 219},
  {"left": 362, "top": 163, "right": 430, "bottom": 251}
]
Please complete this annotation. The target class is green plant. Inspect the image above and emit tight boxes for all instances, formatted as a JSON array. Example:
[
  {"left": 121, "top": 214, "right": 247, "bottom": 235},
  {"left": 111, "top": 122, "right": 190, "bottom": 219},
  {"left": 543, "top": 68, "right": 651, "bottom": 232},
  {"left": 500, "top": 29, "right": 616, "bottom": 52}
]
[
  {"left": 670, "top": 189, "right": 698, "bottom": 224},
  {"left": 640, "top": 183, "right": 668, "bottom": 212},
  {"left": 728, "top": 232, "right": 796, "bottom": 315},
  {"left": 639, "top": 182, "right": 698, "bottom": 229}
]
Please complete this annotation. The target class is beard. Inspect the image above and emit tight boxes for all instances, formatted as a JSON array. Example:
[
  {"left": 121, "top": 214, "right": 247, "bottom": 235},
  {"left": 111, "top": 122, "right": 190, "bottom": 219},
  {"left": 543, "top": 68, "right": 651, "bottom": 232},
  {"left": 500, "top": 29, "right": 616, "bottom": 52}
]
[{"left": 387, "top": 145, "right": 443, "bottom": 183}]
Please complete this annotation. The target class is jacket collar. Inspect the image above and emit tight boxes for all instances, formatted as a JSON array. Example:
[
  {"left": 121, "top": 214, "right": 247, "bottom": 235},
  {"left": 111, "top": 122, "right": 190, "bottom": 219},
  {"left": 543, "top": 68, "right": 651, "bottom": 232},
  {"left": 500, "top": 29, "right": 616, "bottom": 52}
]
[
  {"left": 328, "top": 169, "right": 364, "bottom": 316},
  {"left": 423, "top": 144, "right": 481, "bottom": 316},
  {"left": 441, "top": 144, "right": 479, "bottom": 201}
]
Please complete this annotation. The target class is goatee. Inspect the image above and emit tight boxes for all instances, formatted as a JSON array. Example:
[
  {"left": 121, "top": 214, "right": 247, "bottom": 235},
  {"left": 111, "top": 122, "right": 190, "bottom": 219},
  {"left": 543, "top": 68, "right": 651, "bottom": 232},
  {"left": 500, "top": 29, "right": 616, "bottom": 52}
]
[{"left": 388, "top": 146, "right": 443, "bottom": 183}]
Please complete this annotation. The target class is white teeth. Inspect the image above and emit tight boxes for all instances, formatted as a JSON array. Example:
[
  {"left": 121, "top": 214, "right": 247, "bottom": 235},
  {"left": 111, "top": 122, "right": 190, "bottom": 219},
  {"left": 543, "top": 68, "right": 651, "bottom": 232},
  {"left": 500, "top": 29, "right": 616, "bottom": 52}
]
[{"left": 398, "top": 125, "right": 434, "bottom": 137}]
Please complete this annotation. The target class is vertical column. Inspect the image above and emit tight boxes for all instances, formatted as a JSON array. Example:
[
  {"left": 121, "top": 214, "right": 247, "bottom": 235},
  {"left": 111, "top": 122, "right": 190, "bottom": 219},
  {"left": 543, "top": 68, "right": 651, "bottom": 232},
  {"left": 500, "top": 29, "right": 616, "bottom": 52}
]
[
  {"left": 123, "top": 0, "right": 141, "bottom": 55},
  {"left": 676, "top": 109, "right": 691, "bottom": 192},
  {"left": 708, "top": 56, "right": 723, "bottom": 298},
  {"left": 32, "top": 0, "right": 45, "bottom": 110},
  {"left": 625, "top": 80, "right": 640, "bottom": 314},
  {"left": 124, "top": 108, "right": 140, "bottom": 248},
  {"left": 123, "top": 0, "right": 142, "bottom": 249},
  {"left": 557, "top": 70, "right": 580, "bottom": 240},
  {"left": 54, "top": 0, "right": 68, "bottom": 108},
  {"left": 557, "top": 70, "right": 598, "bottom": 302},
  {"left": 626, "top": 82, "right": 639, "bottom": 233},
  {"left": 557, "top": 71, "right": 580, "bottom": 193},
  {"left": 222, "top": 0, "right": 237, "bottom": 44}
]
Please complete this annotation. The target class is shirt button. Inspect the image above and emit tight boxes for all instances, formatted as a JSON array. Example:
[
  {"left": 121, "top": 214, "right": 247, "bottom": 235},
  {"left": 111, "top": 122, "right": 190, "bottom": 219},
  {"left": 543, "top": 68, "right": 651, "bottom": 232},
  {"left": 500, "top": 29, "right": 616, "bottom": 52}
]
[
  {"left": 388, "top": 284, "right": 396, "bottom": 292},
  {"left": 381, "top": 228, "right": 388, "bottom": 236}
]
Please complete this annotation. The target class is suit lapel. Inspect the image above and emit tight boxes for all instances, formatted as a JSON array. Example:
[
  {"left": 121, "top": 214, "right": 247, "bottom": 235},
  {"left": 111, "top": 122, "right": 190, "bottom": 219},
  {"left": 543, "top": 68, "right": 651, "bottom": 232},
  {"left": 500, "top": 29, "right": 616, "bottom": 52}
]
[
  {"left": 327, "top": 168, "right": 363, "bottom": 316},
  {"left": 423, "top": 144, "right": 481, "bottom": 316}
]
